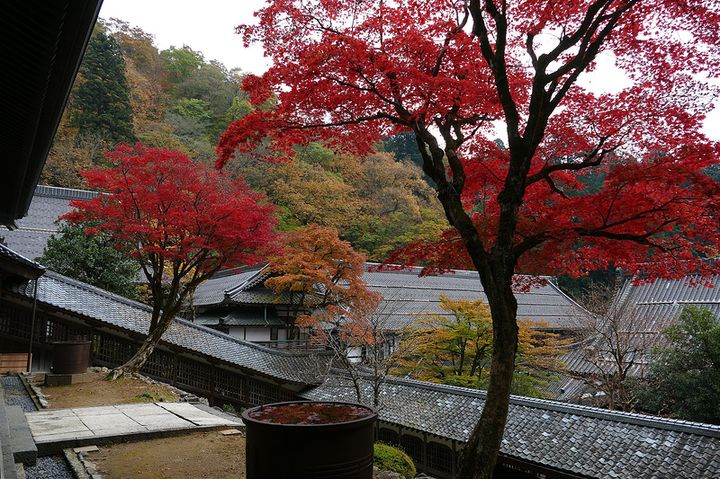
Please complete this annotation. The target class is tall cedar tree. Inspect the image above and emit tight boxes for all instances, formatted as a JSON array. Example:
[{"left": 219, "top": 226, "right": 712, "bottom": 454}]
[
  {"left": 215, "top": 1, "right": 720, "bottom": 477},
  {"left": 69, "top": 28, "right": 136, "bottom": 144},
  {"left": 66, "top": 144, "right": 275, "bottom": 377}
]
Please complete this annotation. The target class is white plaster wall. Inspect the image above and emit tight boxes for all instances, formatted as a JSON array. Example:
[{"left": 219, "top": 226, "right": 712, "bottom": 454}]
[
  {"left": 227, "top": 327, "right": 245, "bottom": 340},
  {"left": 226, "top": 326, "right": 289, "bottom": 342}
]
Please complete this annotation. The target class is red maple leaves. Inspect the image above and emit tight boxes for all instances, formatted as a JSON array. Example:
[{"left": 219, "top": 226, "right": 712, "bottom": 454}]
[
  {"left": 65, "top": 144, "right": 276, "bottom": 278},
  {"left": 217, "top": 0, "right": 720, "bottom": 281}
]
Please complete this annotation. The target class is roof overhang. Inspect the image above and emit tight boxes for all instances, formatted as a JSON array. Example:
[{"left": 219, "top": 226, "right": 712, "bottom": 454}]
[
  {"left": 0, "top": 0, "right": 103, "bottom": 225},
  {"left": 0, "top": 245, "right": 45, "bottom": 281}
]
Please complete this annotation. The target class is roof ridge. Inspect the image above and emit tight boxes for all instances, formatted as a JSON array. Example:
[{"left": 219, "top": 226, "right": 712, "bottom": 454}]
[
  {"left": 378, "top": 375, "right": 720, "bottom": 438},
  {"left": 544, "top": 279, "right": 591, "bottom": 315},
  {"left": 41, "top": 269, "right": 323, "bottom": 359},
  {"left": 34, "top": 184, "right": 99, "bottom": 200},
  {"left": 226, "top": 264, "right": 272, "bottom": 297},
  {"left": 43, "top": 269, "right": 156, "bottom": 313}
]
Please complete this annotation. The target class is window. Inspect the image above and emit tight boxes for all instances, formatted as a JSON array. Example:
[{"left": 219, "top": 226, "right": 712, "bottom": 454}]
[
  {"left": 427, "top": 442, "right": 454, "bottom": 474},
  {"left": 270, "top": 327, "right": 278, "bottom": 341},
  {"left": 378, "top": 428, "right": 399, "bottom": 445},
  {"left": 400, "top": 434, "right": 424, "bottom": 466}
]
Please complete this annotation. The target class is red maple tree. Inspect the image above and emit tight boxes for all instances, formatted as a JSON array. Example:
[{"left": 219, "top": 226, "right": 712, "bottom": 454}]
[
  {"left": 66, "top": 144, "right": 276, "bottom": 377},
  {"left": 216, "top": 1, "right": 720, "bottom": 477}
]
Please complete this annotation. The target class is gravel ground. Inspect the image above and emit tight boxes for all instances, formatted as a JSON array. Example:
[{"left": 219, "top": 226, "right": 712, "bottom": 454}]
[
  {"left": 0, "top": 375, "right": 37, "bottom": 412},
  {"left": 1, "top": 375, "right": 74, "bottom": 479},
  {"left": 24, "top": 456, "right": 75, "bottom": 479}
]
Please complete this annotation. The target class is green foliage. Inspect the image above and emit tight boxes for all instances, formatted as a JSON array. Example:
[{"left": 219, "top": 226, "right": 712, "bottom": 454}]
[
  {"left": 222, "top": 403, "right": 239, "bottom": 415},
  {"left": 160, "top": 45, "right": 204, "bottom": 84},
  {"left": 635, "top": 306, "right": 720, "bottom": 424},
  {"left": 397, "top": 297, "right": 568, "bottom": 397},
  {"left": 38, "top": 222, "right": 139, "bottom": 299},
  {"left": 47, "top": 21, "right": 442, "bottom": 263},
  {"left": 382, "top": 132, "right": 423, "bottom": 169},
  {"left": 373, "top": 443, "right": 416, "bottom": 479},
  {"left": 170, "top": 98, "right": 212, "bottom": 124},
  {"left": 69, "top": 27, "right": 135, "bottom": 144},
  {"left": 556, "top": 266, "right": 619, "bottom": 304},
  {"left": 133, "top": 391, "right": 173, "bottom": 403}
]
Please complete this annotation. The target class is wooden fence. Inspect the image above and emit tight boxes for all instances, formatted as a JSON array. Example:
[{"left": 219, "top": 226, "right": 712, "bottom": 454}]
[{"left": 0, "top": 300, "right": 296, "bottom": 409}]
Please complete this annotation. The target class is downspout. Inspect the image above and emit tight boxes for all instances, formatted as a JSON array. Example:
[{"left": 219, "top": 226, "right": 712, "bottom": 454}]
[{"left": 26, "top": 278, "right": 38, "bottom": 372}]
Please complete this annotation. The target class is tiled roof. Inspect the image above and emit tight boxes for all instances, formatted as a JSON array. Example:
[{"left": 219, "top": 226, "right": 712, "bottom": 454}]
[
  {"left": 194, "top": 263, "right": 589, "bottom": 331},
  {"left": 194, "top": 265, "right": 299, "bottom": 308},
  {"left": 193, "top": 267, "right": 264, "bottom": 306},
  {"left": 302, "top": 376, "right": 720, "bottom": 478},
  {"left": 542, "top": 375, "right": 597, "bottom": 403},
  {"left": 2, "top": 185, "right": 99, "bottom": 260},
  {"left": 10, "top": 270, "right": 329, "bottom": 385},
  {"left": 617, "top": 275, "right": 720, "bottom": 319},
  {"left": 563, "top": 276, "right": 720, "bottom": 379},
  {"left": 195, "top": 310, "right": 286, "bottom": 327},
  {"left": 364, "top": 265, "right": 587, "bottom": 331}
]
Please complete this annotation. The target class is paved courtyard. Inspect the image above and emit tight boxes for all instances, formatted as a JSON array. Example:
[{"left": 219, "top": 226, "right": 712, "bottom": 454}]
[{"left": 26, "top": 402, "right": 243, "bottom": 454}]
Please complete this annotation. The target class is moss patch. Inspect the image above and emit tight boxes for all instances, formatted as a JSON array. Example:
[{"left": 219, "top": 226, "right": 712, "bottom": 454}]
[{"left": 374, "top": 442, "right": 416, "bottom": 479}]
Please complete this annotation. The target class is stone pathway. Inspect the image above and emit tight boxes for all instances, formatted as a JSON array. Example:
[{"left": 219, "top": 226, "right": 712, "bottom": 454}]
[{"left": 26, "top": 402, "right": 243, "bottom": 455}]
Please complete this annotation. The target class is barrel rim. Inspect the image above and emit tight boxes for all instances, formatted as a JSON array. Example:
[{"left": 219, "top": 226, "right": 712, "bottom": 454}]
[{"left": 242, "top": 400, "right": 377, "bottom": 428}]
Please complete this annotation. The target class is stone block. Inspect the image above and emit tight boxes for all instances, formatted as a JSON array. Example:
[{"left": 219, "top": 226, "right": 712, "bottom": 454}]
[
  {"left": 44, "top": 373, "right": 93, "bottom": 387},
  {"left": 7, "top": 406, "right": 37, "bottom": 465}
]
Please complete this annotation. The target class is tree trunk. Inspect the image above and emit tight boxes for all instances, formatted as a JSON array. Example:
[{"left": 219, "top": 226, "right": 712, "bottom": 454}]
[
  {"left": 109, "top": 312, "right": 174, "bottom": 380},
  {"left": 458, "top": 281, "right": 519, "bottom": 479}
]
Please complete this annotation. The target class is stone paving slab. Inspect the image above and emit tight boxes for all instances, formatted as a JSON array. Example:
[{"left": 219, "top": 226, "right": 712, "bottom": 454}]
[
  {"left": 156, "top": 402, "right": 236, "bottom": 427},
  {"left": 26, "top": 403, "right": 243, "bottom": 455}
]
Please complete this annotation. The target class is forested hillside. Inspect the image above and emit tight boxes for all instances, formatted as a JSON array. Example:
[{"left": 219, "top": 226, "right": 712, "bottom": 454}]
[{"left": 41, "top": 19, "right": 446, "bottom": 261}]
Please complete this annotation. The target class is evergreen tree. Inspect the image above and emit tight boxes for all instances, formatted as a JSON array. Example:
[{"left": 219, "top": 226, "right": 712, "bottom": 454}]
[
  {"left": 635, "top": 306, "right": 720, "bottom": 424},
  {"left": 69, "top": 28, "right": 135, "bottom": 144},
  {"left": 38, "top": 222, "right": 140, "bottom": 299}
]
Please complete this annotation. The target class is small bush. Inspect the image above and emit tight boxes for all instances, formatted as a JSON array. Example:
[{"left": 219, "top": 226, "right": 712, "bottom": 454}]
[
  {"left": 374, "top": 442, "right": 416, "bottom": 479},
  {"left": 222, "top": 403, "right": 238, "bottom": 415}
]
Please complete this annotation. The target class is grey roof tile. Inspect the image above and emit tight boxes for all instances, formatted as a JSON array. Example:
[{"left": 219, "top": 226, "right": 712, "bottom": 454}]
[
  {"left": 564, "top": 276, "right": 720, "bottom": 379},
  {"left": 364, "top": 265, "right": 586, "bottom": 330},
  {"left": 302, "top": 376, "right": 720, "bottom": 478},
  {"left": 11, "top": 270, "right": 328, "bottom": 384},
  {"left": 193, "top": 267, "right": 263, "bottom": 306},
  {"left": 195, "top": 263, "right": 589, "bottom": 331},
  {"left": 2, "top": 185, "right": 99, "bottom": 260},
  {"left": 0, "top": 243, "right": 45, "bottom": 273}
]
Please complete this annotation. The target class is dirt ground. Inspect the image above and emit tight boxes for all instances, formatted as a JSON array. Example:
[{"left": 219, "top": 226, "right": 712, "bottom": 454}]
[
  {"left": 33, "top": 371, "right": 179, "bottom": 409},
  {"left": 89, "top": 430, "right": 246, "bottom": 479}
]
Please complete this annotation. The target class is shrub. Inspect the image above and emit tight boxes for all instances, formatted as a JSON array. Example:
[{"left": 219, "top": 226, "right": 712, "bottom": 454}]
[{"left": 374, "top": 442, "right": 416, "bottom": 479}]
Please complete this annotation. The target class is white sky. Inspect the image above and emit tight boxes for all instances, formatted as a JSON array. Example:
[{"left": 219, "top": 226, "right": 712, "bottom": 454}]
[
  {"left": 100, "top": 0, "right": 269, "bottom": 74},
  {"left": 99, "top": 0, "right": 718, "bottom": 140}
]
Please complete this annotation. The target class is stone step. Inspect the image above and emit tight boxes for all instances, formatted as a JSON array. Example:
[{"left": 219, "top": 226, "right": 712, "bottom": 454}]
[{"left": 6, "top": 407, "right": 36, "bottom": 466}]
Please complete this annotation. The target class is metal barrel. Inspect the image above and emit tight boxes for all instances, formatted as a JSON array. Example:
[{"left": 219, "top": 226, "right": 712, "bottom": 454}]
[
  {"left": 50, "top": 340, "right": 91, "bottom": 374},
  {"left": 243, "top": 401, "right": 377, "bottom": 479}
]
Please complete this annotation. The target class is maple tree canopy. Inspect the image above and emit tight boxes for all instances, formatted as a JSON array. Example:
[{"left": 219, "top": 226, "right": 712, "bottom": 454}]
[
  {"left": 217, "top": 0, "right": 720, "bottom": 280},
  {"left": 66, "top": 144, "right": 276, "bottom": 276}
]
